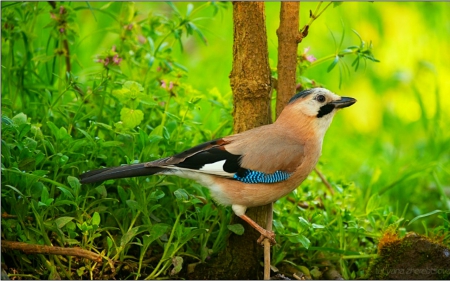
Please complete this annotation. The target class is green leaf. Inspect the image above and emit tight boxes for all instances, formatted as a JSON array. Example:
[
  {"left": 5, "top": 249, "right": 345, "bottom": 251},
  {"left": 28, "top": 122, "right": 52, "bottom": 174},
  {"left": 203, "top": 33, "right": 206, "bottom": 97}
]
[
  {"left": 41, "top": 186, "right": 49, "bottom": 203},
  {"left": 186, "top": 3, "right": 194, "bottom": 17},
  {"left": 366, "top": 194, "right": 382, "bottom": 215},
  {"left": 126, "top": 200, "right": 140, "bottom": 212},
  {"left": 46, "top": 121, "right": 60, "bottom": 140},
  {"left": 76, "top": 266, "right": 85, "bottom": 277},
  {"left": 101, "top": 141, "right": 123, "bottom": 147},
  {"left": 107, "top": 236, "right": 113, "bottom": 250},
  {"left": 144, "top": 223, "right": 170, "bottom": 247},
  {"left": 120, "top": 108, "right": 144, "bottom": 129},
  {"left": 327, "top": 55, "right": 339, "bottom": 72},
  {"left": 56, "top": 186, "right": 75, "bottom": 199},
  {"left": 174, "top": 189, "right": 189, "bottom": 201},
  {"left": 273, "top": 220, "right": 284, "bottom": 232},
  {"left": 121, "top": 226, "right": 139, "bottom": 247},
  {"left": 180, "top": 228, "right": 207, "bottom": 244},
  {"left": 2, "top": 115, "right": 14, "bottom": 126},
  {"left": 118, "top": 186, "right": 128, "bottom": 203},
  {"left": 227, "top": 224, "right": 244, "bottom": 235},
  {"left": 298, "top": 217, "right": 310, "bottom": 229},
  {"left": 408, "top": 210, "right": 447, "bottom": 226},
  {"left": 5, "top": 184, "right": 25, "bottom": 197},
  {"left": 18, "top": 123, "right": 31, "bottom": 139},
  {"left": 12, "top": 112, "right": 28, "bottom": 125},
  {"left": 287, "top": 234, "right": 311, "bottom": 249},
  {"left": 312, "top": 223, "right": 325, "bottom": 229},
  {"left": 67, "top": 176, "right": 80, "bottom": 194},
  {"left": 92, "top": 212, "right": 101, "bottom": 226},
  {"left": 54, "top": 217, "right": 74, "bottom": 229}
]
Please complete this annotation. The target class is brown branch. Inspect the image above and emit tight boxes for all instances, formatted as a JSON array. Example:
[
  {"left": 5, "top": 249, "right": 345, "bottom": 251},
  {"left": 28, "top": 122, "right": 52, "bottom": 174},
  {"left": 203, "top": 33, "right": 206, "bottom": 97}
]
[
  {"left": 1, "top": 240, "right": 103, "bottom": 263},
  {"left": 314, "top": 167, "right": 335, "bottom": 195},
  {"left": 63, "top": 39, "right": 71, "bottom": 74},
  {"left": 2, "top": 212, "right": 33, "bottom": 221},
  {"left": 263, "top": 202, "right": 273, "bottom": 280},
  {"left": 276, "top": 2, "right": 300, "bottom": 117},
  {"left": 300, "top": 2, "right": 333, "bottom": 41}
]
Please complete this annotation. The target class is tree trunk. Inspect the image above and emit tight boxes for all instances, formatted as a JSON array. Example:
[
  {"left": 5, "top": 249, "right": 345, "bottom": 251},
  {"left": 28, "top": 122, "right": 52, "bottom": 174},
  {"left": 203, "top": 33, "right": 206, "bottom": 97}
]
[
  {"left": 276, "top": 2, "right": 301, "bottom": 117},
  {"left": 230, "top": 3, "right": 272, "bottom": 130},
  {"left": 228, "top": 2, "right": 273, "bottom": 279}
]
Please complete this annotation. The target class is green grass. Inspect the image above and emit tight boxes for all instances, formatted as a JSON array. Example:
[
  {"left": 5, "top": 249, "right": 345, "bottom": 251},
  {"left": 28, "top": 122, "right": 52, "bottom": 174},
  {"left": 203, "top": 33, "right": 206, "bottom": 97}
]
[{"left": 2, "top": 1, "right": 449, "bottom": 280}]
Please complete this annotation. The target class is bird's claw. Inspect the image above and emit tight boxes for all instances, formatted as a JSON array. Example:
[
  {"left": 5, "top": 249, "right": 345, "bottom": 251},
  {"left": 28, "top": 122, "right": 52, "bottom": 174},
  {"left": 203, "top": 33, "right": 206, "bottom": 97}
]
[{"left": 257, "top": 230, "right": 276, "bottom": 245}]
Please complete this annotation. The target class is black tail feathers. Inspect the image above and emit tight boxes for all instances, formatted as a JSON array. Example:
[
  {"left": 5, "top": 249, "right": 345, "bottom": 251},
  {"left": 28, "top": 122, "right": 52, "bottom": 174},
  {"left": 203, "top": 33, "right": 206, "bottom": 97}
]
[{"left": 80, "top": 163, "right": 165, "bottom": 184}]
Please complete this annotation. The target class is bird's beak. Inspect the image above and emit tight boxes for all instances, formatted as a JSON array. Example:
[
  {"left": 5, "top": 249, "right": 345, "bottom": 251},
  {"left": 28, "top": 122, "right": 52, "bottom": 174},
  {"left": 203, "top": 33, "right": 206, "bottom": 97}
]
[{"left": 330, "top": 97, "right": 357, "bottom": 109}]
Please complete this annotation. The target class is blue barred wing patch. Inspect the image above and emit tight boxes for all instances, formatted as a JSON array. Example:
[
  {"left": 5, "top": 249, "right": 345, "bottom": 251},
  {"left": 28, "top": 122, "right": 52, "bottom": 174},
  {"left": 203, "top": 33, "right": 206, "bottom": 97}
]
[{"left": 233, "top": 169, "right": 291, "bottom": 183}]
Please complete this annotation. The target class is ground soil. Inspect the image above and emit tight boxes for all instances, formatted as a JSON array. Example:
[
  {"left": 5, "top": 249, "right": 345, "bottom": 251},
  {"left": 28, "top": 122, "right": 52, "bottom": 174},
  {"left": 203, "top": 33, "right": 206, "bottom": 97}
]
[{"left": 367, "top": 232, "right": 450, "bottom": 280}]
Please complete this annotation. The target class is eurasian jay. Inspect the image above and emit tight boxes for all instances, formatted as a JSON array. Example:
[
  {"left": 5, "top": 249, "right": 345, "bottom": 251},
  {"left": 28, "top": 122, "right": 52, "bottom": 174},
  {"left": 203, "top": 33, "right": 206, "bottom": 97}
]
[{"left": 80, "top": 88, "right": 356, "bottom": 244}]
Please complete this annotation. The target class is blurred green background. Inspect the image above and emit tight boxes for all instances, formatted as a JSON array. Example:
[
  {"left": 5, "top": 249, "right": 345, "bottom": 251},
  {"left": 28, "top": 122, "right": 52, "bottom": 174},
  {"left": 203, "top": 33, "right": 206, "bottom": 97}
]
[{"left": 2, "top": 1, "right": 449, "bottom": 279}]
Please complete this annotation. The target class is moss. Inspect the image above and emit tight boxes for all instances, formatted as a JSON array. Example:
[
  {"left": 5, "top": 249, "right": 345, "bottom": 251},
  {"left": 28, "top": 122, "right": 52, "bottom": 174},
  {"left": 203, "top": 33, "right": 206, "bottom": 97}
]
[{"left": 367, "top": 232, "right": 450, "bottom": 280}]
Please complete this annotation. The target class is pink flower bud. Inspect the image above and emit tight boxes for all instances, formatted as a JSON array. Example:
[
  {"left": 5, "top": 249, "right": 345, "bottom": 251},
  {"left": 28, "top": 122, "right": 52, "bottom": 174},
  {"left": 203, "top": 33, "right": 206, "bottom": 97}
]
[
  {"left": 113, "top": 54, "right": 122, "bottom": 65},
  {"left": 306, "top": 55, "right": 317, "bottom": 63}
]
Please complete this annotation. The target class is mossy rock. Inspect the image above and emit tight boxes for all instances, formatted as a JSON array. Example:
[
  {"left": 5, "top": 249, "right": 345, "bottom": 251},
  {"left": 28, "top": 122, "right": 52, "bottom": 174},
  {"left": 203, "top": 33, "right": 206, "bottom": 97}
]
[{"left": 367, "top": 232, "right": 450, "bottom": 280}]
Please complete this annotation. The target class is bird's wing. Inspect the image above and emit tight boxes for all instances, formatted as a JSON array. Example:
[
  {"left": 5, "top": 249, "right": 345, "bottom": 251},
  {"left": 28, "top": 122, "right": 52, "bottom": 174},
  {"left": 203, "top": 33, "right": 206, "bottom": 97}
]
[
  {"left": 224, "top": 124, "right": 305, "bottom": 174},
  {"left": 145, "top": 138, "right": 240, "bottom": 177},
  {"left": 146, "top": 124, "right": 305, "bottom": 183}
]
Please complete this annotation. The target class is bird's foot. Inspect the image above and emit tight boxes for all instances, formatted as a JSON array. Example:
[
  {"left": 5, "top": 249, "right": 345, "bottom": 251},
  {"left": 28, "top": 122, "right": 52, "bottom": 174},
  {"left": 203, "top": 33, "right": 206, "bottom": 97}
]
[{"left": 257, "top": 230, "right": 276, "bottom": 245}]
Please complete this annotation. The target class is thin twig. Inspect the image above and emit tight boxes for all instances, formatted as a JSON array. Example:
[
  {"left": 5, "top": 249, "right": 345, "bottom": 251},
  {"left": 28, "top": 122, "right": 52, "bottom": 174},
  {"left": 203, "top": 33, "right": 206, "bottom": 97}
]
[
  {"left": 2, "top": 212, "right": 34, "bottom": 221},
  {"left": 1, "top": 240, "right": 103, "bottom": 263},
  {"left": 263, "top": 202, "right": 273, "bottom": 280},
  {"left": 300, "top": 1, "right": 333, "bottom": 38},
  {"left": 314, "top": 167, "right": 335, "bottom": 195}
]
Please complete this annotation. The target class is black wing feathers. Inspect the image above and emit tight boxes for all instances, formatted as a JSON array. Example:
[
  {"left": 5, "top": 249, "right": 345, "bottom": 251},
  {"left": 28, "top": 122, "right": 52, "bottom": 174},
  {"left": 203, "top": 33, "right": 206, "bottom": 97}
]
[
  {"left": 175, "top": 147, "right": 241, "bottom": 173},
  {"left": 80, "top": 163, "right": 165, "bottom": 184},
  {"left": 145, "top": 138, "right": 243, "bottom": 174},
  {"left": 80, "top": 137, "right": 244, "bottom": 184}
]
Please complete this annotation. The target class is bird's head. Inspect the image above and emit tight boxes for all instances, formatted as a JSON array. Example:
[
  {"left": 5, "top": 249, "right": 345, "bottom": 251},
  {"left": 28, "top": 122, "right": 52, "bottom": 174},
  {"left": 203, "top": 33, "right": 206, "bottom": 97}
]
[{"left": 278, "top": 88, "right": 356, "bottom": 136}]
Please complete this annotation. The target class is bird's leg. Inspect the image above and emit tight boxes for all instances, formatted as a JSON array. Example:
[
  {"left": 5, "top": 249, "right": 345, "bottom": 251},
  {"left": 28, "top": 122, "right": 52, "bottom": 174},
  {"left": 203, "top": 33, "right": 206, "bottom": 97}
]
[{"left": 239, "top": 214, "right": 276, "bottom": 245}]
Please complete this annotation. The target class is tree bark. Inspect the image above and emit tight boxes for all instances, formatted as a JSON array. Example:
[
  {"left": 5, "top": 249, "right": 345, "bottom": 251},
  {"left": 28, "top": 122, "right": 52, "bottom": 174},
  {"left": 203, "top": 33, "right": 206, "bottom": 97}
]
[
  {"left": 230, "top": 2, "right": 272, "bottom": 130},
  {"left": 228, "top": 2, "right": 273, "bottom": 279},
  {"left": 276, "top": 2, "right": 301, "bottom": 117}
]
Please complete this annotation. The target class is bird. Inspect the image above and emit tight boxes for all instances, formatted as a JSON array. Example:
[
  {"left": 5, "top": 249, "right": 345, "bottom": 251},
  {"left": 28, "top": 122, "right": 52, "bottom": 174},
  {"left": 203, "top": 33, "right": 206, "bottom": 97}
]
[{"left": 80, "top": 87, "right": 356, "bottom": 245}]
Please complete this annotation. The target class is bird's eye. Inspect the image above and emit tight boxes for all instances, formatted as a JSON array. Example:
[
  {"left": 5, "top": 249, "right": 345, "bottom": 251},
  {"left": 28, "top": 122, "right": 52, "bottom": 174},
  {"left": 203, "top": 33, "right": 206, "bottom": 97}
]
[{"left": 316, "top": 94, "right": 326, "bottom": 103}]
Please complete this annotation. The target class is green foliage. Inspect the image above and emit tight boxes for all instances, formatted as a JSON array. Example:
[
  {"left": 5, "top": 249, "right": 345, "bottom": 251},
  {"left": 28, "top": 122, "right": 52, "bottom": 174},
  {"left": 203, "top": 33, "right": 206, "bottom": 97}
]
[{"left": 1, "top": 2, "right": 232, "bottom": 279}]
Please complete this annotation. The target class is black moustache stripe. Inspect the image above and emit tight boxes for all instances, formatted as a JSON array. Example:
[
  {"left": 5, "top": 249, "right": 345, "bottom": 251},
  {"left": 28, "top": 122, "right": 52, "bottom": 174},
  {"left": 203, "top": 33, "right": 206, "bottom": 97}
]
[{"left": 317, "top": 104, "right": 335, "bottom": 118}]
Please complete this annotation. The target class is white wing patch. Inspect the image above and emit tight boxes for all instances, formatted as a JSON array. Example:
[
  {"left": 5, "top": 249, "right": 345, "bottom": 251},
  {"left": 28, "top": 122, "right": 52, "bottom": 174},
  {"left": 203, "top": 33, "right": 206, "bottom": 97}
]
[
  {"left": 199, "top": 160, "right": 235, "bottom": 177},
  {"left": 163, "top": 161, "right": 234, "bottom": 178}
]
